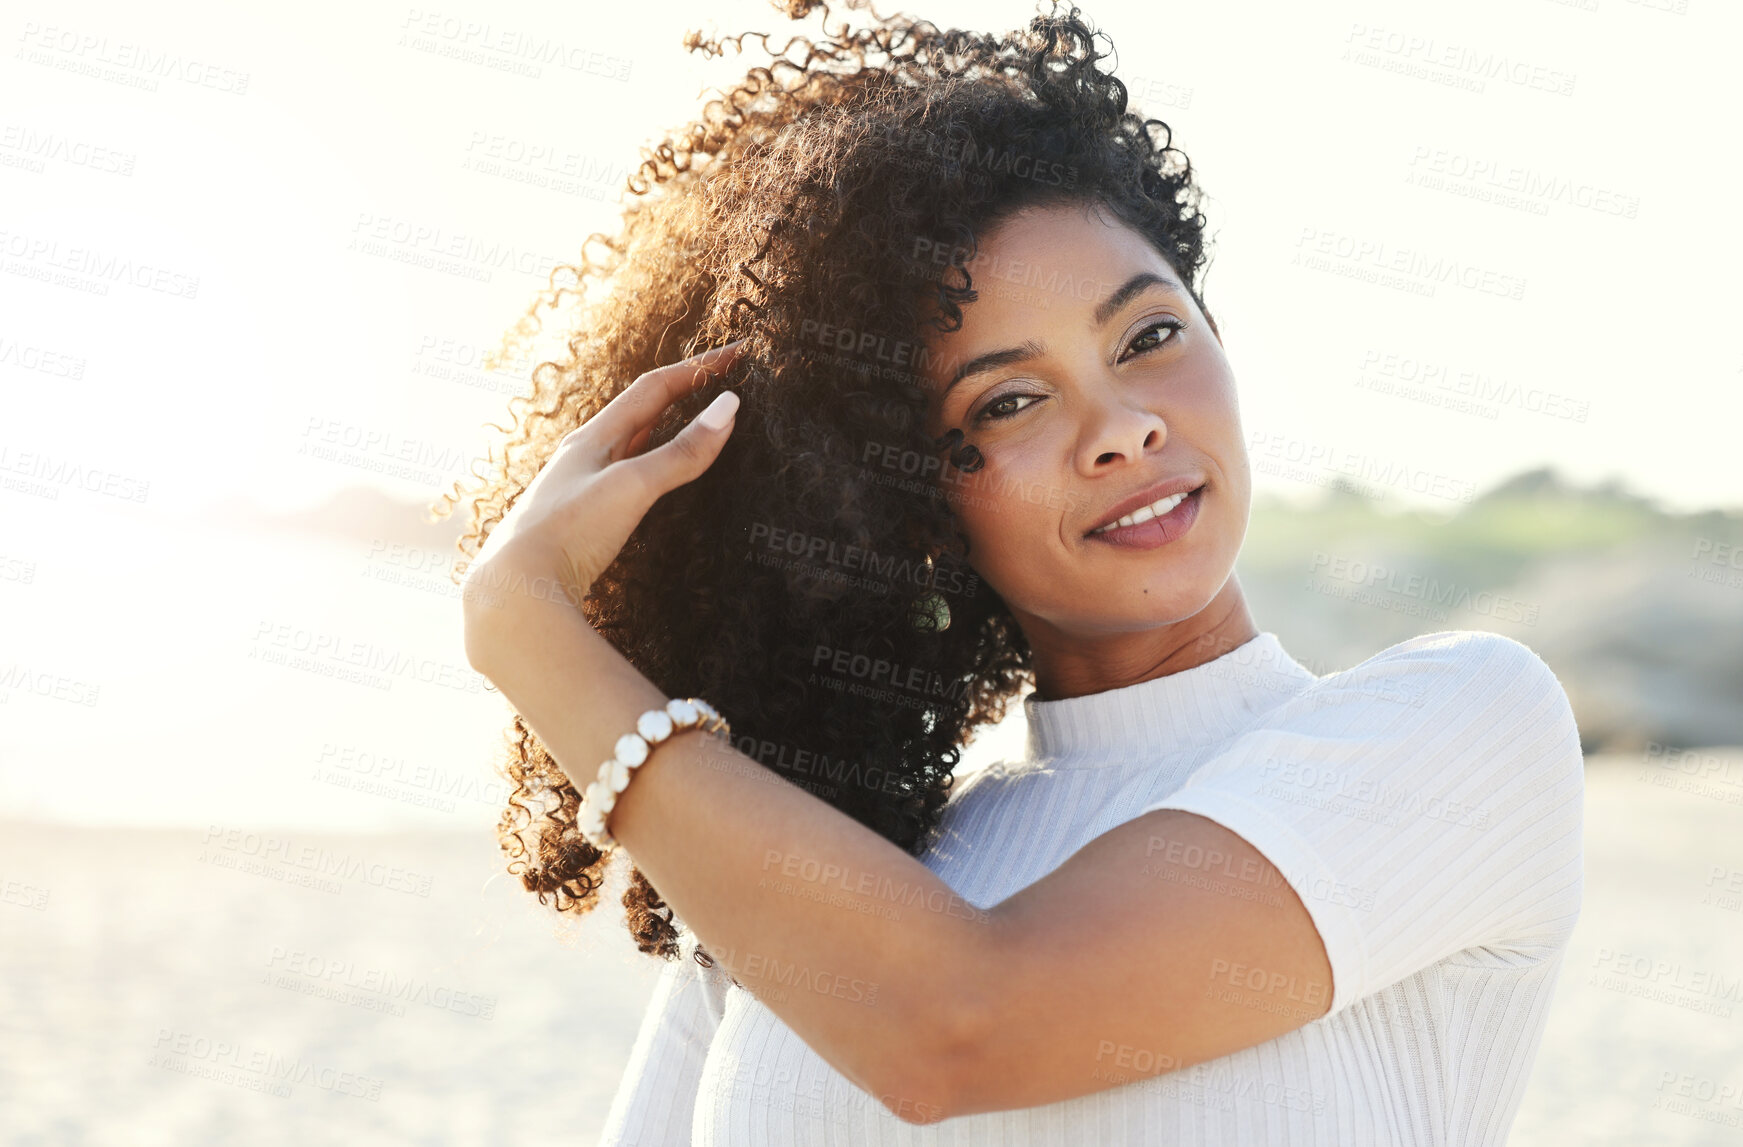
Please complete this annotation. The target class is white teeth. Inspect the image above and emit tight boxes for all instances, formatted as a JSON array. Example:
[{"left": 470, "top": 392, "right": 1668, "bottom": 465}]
[{"left": 1090, "top": 490, "right": 1189, "bottom": 535}]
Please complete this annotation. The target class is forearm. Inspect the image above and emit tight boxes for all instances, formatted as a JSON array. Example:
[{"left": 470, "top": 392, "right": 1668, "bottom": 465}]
[{"left": 463, "top": 569, "right": 991, "bottom": 1119}]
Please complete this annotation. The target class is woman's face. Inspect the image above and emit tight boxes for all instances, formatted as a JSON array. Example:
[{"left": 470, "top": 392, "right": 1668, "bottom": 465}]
[{"left": 919, "top": 198, "right": 1251, "bottom": 641}]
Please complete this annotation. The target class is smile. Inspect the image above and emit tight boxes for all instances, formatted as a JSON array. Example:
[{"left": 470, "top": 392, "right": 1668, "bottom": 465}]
[
  {"left": 1085, "top": 484, "right": 1204, "bottom": 549},
  {"left": 1089, "top": 490, "right": 1189, "bottom": 534}
]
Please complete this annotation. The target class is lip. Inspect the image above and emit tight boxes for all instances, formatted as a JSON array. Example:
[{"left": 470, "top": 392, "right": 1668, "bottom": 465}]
[
  {"left": 1085, "top": 485, "right": 1202, "bottom": 550},
  {"left": 1083, "top": 475, "right": 1207, "bottom": 537}
]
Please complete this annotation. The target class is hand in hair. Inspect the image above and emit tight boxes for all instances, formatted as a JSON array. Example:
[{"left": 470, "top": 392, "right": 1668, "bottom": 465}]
[{"left": 463, "top": 339, "right": 749, "bottom": 627}]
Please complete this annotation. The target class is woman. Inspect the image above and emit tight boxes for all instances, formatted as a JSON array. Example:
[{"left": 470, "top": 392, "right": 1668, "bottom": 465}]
[{"left": 442, "top": 2, "right": 1585, "bottom": 1142}]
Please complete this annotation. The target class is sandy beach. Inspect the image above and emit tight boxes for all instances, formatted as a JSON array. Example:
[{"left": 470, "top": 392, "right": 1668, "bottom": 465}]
[{"left": 2, "top": 752, "right": 1740, "bottom": 1145}]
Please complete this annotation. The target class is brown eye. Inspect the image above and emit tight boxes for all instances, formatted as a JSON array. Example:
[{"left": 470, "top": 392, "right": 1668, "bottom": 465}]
[
  {"left": 979, "top": 393, "right": 1043, "bottom": 422},
  {"left": 1123, "top": 317, "right": 1185, "bottom": 360}
]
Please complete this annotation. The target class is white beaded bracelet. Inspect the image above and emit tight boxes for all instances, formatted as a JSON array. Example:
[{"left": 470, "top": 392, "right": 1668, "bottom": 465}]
[{"left": 579, "top": 697, "right": 730, "bottom": 850}]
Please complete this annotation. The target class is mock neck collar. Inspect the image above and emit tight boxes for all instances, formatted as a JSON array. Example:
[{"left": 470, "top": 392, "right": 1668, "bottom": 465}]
[{"left": 1021, "top": 631, "right": 1318, "bottom": 765}]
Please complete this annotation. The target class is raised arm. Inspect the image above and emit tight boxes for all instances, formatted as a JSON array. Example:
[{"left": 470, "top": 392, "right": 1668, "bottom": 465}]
[
  {"left": 467, "top": 576, "right": 1332, "bottom": 1122},
  {"left": 459, "top": 340, "right": 1333, "bottom": 1123}
]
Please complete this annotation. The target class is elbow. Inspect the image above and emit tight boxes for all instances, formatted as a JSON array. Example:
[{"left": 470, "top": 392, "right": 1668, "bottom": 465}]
[
  {"left": 459, "top": 584, "right": 494, "bottom": 672},
  {"left": 872, "top": 984, "right": 993, "bottom": 1125},
  {"left": 877, "top": 1088, "right": 951, "bottom": 1127},
  {"left": 872, "top": 1057, "right": 954, "bottom": 1126},
  {"left": 459, "top": 573, "right": 514, "bottom": 675}
]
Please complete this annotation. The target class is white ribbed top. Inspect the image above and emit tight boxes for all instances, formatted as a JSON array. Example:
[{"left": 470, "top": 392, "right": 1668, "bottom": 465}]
[{"left": 599, "top": 629, "right": 1585, "bottom": 1146}]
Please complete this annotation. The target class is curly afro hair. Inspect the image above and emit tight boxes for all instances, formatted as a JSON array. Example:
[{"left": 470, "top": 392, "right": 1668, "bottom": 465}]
[{"left": 433, "top": 0, "right": 1212, "bottom": 968}]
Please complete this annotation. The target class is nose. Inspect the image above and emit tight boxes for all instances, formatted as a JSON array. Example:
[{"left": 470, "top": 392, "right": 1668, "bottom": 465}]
[{"left": 1075, "top": 383, "right": 1167, "bottom": 474}]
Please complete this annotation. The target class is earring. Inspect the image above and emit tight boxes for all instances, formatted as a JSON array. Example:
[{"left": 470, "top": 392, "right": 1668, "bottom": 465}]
[{"left": 911, "top": 590, "right": 951, "bottom": 632}]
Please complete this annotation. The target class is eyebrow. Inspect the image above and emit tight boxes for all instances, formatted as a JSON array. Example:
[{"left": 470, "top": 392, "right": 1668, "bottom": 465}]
[{"left": 939, "top": 270, "right": 1188, "bottom": 400}]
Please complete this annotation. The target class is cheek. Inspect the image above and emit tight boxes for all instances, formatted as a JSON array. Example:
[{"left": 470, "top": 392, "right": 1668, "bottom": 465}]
[
  {"left": 946, "top": 447, "right": 1068, "bottom": 573},
  {"left": 959, "top": 407, "right": 1095, "bottom": 522},
  {"left": 952, "top": 508, "right": 1038, "bottom": 605}
]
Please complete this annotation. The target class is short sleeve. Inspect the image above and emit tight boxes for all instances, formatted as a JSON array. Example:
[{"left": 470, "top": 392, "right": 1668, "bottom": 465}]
[
  {"left": 1139, "top": 630, "right": 1585, "bottom": 1020},
  {"left": 596, "top": 928, "right": 731, "bottom": 1146}
]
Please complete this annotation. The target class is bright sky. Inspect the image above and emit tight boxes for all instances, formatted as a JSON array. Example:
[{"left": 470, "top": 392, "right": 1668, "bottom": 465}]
[
  {"left": 2, "top": 0, "right": 1739, "bottom": 829},
  {"left": 3, "top": 0, "right": 1740, "bottom": 523}
]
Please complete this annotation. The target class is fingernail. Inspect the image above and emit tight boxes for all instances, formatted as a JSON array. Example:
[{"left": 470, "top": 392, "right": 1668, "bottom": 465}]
[{"left": 697, "top": 389, "right": 740, "bottom": 431}]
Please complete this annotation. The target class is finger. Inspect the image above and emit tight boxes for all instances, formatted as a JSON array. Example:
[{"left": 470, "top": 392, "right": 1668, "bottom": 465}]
[
  {"left": 580, "top": 340, "right": 748, "bottom": 458},
  {"left": 609, "top": 388, "right": 740, "bottom": 506}
]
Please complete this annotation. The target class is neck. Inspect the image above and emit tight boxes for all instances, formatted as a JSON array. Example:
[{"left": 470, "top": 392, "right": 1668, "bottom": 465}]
[{"left": 1019, "top": 576, "right": 1260, "bottom": 702}]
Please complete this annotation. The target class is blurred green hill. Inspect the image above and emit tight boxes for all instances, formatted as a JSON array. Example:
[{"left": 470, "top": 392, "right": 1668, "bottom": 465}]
[{"left": 1237, "top": 467, "right": 1743, "bottom": 755}]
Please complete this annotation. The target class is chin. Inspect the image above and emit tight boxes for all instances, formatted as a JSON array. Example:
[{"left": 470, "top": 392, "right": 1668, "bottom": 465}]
[{"left": 1057, "top": 586, "right": 1213, "bottom": 633}]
